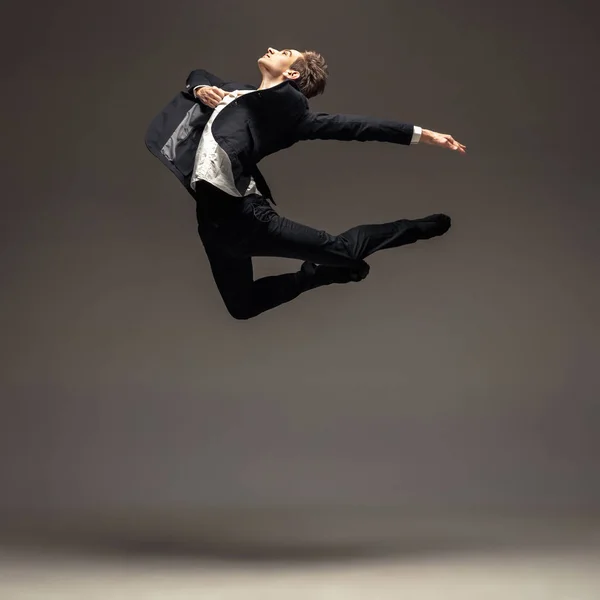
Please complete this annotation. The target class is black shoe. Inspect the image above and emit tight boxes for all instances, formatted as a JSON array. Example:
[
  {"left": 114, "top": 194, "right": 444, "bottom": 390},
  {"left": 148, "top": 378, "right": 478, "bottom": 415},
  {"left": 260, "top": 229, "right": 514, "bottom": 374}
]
[
  {"left": 413, "top": 213, "right": 451, "bottom": 238},
  {"left": 301, "top": 261, "right": 370, "bottom": 284}
]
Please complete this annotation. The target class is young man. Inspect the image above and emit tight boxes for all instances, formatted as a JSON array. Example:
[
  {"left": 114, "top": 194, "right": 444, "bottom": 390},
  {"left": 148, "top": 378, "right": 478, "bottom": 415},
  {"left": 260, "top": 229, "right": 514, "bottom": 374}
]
[{"left": 145, "top": 47, "right": 466, "bottom": 320}]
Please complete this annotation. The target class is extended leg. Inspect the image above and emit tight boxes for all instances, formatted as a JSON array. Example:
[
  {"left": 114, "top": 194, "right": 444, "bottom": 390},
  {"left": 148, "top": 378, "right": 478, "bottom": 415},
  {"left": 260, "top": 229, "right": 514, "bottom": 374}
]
[
  {"left": 246, "top": 208, "right": 451, "bottom": 265},
  {"left": 336, "top": 214, "right": 452, "bottom": 259}
]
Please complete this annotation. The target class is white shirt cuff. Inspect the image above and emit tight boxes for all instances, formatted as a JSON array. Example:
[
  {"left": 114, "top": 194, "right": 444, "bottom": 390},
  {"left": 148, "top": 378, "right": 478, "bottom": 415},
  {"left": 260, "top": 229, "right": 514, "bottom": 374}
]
[{"left": 411, "top": 125, "right": 422, "bottom": 144}]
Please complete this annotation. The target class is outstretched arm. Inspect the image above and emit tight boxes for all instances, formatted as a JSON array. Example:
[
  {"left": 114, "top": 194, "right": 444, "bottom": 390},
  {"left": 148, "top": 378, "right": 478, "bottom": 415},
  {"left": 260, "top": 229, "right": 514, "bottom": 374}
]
[
  {"left": 295, "top": 112, "right": 466, "bottom": 153},
  {"left": 295, "top": 112, "right": 419, "bottom": 145}
]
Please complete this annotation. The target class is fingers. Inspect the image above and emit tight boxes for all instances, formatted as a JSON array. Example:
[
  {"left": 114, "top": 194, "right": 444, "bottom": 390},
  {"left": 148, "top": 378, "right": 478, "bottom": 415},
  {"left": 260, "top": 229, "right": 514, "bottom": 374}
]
[
  {"left": 213, "top": 87, "right": 227, "bottom": 100},
  {"left": 205, "top": 89, "right": 222, "bottom": 107},
  {"left": 444, "top": 134, "right": 467, "bottom": 154},
  {"left": 199, "top": 86, "right": 227, "bottom": 108},
  {"left": 449, "top": 139, "right": 467, "bottom": 153},
  {"left": 206, "top": 93, "right": 221, "bottom": 107}
]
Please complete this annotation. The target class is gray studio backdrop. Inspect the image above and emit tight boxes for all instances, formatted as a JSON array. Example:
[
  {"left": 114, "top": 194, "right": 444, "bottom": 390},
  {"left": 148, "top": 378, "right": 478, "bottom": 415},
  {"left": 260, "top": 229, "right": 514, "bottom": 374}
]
[{"left": 1, "top": 0, "right": 598, "bottom": 522}]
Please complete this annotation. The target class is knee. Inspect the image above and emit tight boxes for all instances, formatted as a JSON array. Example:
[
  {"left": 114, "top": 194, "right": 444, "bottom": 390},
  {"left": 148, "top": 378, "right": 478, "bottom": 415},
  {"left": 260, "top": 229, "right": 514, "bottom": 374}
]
[
  {"left": 335, "top": 234, "right": 361, "bottom": 261},
  {"left": 227, "top": 306, "right": 254, "bottom": 320},
  {"left": 225, "top": 300, "right": 256, "bottom": 321}
]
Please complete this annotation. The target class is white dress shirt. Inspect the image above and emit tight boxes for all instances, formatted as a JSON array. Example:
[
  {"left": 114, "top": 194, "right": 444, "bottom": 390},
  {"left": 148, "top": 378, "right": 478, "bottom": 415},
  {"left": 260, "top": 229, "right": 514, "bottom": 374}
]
[{"left": 190, "top": 87, "right": 261, "bottom": 196}]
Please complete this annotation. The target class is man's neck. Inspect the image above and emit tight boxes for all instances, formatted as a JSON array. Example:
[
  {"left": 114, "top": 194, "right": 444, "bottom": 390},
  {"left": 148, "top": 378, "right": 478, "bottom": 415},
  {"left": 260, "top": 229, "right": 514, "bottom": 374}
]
[{"left": 257, "top": 76, "right": 286, "bottom": 90}]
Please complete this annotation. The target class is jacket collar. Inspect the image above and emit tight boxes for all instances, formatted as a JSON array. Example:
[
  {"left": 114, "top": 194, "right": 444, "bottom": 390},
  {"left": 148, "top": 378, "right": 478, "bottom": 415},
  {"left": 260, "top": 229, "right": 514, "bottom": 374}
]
[{"left": 257, "top": 79, "right": 300, "bottom": 92}]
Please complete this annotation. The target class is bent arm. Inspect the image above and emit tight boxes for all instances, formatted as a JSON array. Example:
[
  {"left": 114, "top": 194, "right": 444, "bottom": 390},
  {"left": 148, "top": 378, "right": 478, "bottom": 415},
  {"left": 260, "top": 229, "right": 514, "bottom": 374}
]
[
  {"left": 295, "top": 112, "right": 422, "bottom": 145},
  {"left": 184, "top": 69, "right": 226, "bottom": 98}
]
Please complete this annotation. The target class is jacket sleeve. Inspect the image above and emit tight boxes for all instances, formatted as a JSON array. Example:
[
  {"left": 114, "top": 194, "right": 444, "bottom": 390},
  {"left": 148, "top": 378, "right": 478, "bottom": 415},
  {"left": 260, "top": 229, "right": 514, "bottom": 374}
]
[
  {"left": 184, "top": 69, "right": 226, "bottom": 96},
  {"left": 294, "top": 111, "right": 417, "bottom": 145}
]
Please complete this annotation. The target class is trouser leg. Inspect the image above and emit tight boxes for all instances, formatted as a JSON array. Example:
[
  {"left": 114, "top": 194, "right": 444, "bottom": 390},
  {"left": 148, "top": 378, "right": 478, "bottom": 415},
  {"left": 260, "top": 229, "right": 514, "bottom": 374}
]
[
  {"left": 246, "top": 208, "right": 450, "bottom": 265},
  {"left": 199, "top": 235, "right": 340, "bottom": 320},
  {"left": 193, "top": 186, "right": 450, "bottom": 319}
]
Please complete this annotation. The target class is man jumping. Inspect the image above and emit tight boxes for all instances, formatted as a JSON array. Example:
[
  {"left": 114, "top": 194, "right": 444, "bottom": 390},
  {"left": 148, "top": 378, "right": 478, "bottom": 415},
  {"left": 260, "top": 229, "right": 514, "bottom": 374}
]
[{"left": 145, "top": 47, "right": 466, "bottom": 320}]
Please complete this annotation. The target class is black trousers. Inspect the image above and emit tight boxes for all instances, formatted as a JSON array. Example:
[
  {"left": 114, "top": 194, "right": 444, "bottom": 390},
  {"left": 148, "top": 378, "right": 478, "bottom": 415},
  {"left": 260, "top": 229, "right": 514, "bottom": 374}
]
[{"left": 193, "top": 182, "right": 447, "bottom": 319}]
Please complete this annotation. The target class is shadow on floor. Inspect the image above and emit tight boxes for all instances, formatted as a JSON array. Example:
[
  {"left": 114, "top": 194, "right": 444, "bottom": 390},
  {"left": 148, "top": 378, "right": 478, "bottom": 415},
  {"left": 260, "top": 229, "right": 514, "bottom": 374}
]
[{"left": 0, "top": 509, "right": 598, "bottom": 565}]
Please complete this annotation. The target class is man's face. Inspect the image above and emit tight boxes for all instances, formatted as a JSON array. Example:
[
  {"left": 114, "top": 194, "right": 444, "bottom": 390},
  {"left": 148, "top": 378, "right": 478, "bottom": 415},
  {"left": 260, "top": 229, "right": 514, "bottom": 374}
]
[{"left": 258, "top": 47, "right": 303, "bottom": 80}]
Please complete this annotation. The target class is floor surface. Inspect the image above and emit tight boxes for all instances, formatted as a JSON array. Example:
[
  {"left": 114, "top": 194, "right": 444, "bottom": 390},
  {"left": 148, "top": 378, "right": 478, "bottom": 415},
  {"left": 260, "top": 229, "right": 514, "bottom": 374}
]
[{"left": 1, "top": 511, "right": 598, "bottom": 599}]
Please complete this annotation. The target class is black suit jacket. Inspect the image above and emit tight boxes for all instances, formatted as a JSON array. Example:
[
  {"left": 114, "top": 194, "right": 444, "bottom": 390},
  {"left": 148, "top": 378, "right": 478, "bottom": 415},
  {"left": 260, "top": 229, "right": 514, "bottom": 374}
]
[{"left": 144, "top": 69, "right": 416, "bottom": 202}]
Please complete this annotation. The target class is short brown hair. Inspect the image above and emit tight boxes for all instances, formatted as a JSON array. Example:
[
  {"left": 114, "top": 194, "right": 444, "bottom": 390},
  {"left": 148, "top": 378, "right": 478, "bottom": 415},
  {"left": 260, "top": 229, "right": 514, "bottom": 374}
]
[{"left": 290, "top": 50, "right": 328, "bottom": 99}]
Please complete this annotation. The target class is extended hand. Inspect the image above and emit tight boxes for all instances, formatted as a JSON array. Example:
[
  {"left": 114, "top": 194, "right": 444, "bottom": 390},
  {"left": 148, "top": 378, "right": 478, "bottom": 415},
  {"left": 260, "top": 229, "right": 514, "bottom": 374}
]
[
  {"left": 195, "top": 86, "right": 228, "bottom": 108},
  {"left": 421, "top": 129, "right": 466, "bottom": 154}
]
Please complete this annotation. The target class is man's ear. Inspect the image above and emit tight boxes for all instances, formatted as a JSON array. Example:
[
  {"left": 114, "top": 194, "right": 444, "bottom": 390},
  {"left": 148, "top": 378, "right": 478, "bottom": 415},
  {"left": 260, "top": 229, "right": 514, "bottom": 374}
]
[{"left": 284, "top": 70, "right": 300, "bottom": 80}]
